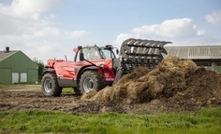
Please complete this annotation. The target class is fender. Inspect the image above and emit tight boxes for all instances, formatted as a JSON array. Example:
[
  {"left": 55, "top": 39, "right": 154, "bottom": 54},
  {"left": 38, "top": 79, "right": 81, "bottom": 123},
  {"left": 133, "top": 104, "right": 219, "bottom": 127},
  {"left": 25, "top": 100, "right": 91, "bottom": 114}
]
[
  {"left": 43, "top": 67, "right": 77, "bottom": 87},
  {"left": 76, "top": 66, "right": 98, "bottom": 81},
  {"left": 42, "top": 68, "right": 55, "bottom": 76},
  {"left": 81, "top": 66, "right": 98, "bottom": 72}
]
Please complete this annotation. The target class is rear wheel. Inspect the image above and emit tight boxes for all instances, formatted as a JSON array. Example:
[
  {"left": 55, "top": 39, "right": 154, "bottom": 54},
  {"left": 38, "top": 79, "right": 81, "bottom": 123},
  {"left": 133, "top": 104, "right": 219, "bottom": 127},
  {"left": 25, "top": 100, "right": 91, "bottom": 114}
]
[
  {"left": 79, "top": 70, "right": 105, "bottom": 93},
  {"left": 41, "top": 73, "right": 62, "bottom": 97}
]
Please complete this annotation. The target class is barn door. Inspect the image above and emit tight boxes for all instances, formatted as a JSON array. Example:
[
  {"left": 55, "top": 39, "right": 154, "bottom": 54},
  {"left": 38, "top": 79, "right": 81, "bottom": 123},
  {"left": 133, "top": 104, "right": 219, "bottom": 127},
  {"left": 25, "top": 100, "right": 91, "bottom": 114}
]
[
  {"left": 12, "top": 72, "right": 19, "bottom": 83},
  {"left": 20, "top": 73, "right": 27, "bottom": 82}
]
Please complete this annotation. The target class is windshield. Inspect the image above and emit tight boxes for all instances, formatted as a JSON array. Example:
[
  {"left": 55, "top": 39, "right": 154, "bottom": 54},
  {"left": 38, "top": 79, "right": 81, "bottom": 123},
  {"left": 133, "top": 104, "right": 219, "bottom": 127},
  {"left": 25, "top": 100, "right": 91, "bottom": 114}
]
[{"left": 100, "top": 49, "right": 116, "bottom": 59}]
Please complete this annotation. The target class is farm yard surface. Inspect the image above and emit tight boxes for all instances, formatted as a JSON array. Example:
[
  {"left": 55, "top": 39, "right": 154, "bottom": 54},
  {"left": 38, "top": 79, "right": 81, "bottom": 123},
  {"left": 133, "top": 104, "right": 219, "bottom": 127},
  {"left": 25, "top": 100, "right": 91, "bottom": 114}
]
[{"left": 0, "top": 56, "right": 221, "bottom": 114}]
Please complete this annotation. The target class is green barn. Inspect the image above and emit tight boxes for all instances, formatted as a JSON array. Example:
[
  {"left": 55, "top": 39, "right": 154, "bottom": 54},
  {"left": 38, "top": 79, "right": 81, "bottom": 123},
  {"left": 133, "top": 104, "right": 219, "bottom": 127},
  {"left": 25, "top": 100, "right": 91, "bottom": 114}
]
[{"left": 0, "top": 47, "right": 38, "bottom": 84}]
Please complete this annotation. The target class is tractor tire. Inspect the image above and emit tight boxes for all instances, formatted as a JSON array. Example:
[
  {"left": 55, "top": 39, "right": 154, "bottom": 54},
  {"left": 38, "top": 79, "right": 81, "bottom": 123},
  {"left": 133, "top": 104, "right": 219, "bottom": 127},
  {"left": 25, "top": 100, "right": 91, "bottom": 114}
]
[
  {"left": 41, "top": 73, "right": 62, "bottom": 97},
  {"left": 79, "top": 70, "right": 105, "bottom": 94},
  {"left": 73, "top": 88, "right": 82, "bottom": 95}
]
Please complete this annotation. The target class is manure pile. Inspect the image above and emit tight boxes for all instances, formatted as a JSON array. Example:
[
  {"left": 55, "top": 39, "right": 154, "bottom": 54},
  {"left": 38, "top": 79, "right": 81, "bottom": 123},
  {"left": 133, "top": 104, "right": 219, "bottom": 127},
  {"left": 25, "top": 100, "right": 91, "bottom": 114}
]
[{"left": 81, "top": 56, "right": 221, "bottom": 108}]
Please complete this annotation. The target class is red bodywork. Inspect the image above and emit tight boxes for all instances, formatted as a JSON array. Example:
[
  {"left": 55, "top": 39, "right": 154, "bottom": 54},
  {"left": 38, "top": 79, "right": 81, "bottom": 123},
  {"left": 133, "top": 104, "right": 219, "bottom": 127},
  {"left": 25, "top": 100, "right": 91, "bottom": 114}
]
[
  {"left": 43, "top": 45, "right": 118, "bottom": 88},
  {"left": 45, "top": 58, "right": 116, "bottom": 85}
]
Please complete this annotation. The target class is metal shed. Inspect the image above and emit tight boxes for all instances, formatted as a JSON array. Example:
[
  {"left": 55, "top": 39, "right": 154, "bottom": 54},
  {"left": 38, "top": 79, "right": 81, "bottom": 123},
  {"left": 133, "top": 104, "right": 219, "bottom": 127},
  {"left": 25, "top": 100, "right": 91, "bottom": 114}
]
[
  {"left": 165, "top": 45, "right": 221, "bottom": 72},
  {"left": 0, "top": 47, "right": 38, "bottom": 84}
]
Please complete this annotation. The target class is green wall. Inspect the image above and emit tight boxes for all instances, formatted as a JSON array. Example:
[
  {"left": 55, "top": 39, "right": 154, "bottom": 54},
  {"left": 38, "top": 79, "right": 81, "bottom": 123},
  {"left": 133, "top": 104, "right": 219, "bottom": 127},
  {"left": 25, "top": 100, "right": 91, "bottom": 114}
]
[
  {"left": 0, "top": 68, "right": 11, "bottom": 84},
  {"left": 0, "top": 51, "right": 38, "bottom": 84},
  {"left": 204, "top": 66, "right": 221, "bottom": 73},
  {"left": 217, "top": 67, "right": 221, "bottom": 73},
  {"left": 28, "top": 69, "right": 38, "bottom": 83}
]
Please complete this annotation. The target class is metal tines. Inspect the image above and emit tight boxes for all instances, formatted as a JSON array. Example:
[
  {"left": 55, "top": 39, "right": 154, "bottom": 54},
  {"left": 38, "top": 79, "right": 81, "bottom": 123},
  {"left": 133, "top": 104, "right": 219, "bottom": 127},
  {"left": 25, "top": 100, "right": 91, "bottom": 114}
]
[{"left": 120, "top": 38, "right": 172, "bottom": 69}]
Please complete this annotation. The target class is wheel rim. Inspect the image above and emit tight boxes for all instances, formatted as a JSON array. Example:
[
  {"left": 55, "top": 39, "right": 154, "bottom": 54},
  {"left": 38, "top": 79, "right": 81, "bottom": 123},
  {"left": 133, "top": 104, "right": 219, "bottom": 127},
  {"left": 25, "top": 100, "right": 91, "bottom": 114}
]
[
  {"left": 83, "top": 77, "right": 94, "bottom": 92},
  {"left": 44, "top": 78, "right": 52, "bottom": 93}
]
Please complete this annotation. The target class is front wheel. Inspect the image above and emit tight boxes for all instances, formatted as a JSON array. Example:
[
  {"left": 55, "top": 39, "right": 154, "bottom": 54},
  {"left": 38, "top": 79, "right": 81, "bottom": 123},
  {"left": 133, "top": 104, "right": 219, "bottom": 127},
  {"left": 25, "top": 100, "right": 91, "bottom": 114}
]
[
  {"left": 41, "top": 73, "right": 62, "bottom": 97},
  {"left": 79, "top": 71, "right": 105, "bottom": 94}
]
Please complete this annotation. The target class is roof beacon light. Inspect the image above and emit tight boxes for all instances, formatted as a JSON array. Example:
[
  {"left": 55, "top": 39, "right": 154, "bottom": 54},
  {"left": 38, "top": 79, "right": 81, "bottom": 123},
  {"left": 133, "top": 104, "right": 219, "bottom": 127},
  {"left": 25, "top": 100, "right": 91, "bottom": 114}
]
[{"left": 105, "top": 45, "right": 112, "bottom": 49}]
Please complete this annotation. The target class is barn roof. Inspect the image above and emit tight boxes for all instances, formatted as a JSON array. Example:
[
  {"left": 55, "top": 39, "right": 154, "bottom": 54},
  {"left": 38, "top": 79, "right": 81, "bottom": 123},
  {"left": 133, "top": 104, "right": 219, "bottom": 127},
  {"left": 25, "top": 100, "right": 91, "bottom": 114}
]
[
  {"left": 165, "top": 45, "right": 221, "bottom": 60},
  {"left": 0, "top": 50, "right": 18, "bottom": 62}
]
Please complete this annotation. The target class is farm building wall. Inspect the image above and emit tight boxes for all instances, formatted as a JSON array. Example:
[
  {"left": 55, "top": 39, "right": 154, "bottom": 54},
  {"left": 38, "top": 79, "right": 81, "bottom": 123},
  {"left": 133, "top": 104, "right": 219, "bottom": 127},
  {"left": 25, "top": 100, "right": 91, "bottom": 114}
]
[
  {"left": 165, "top": 46, "right": 221, "bottom": 73},
  {"left": 0, "top": 51, "right": 38, "bottom": 84}
]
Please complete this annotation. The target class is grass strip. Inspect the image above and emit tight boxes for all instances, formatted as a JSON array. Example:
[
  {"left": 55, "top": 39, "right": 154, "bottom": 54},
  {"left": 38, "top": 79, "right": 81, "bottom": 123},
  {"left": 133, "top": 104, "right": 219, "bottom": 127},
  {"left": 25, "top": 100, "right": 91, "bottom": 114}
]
[{"left": 0, "top": 107, "right": 220, "bottom": 134}]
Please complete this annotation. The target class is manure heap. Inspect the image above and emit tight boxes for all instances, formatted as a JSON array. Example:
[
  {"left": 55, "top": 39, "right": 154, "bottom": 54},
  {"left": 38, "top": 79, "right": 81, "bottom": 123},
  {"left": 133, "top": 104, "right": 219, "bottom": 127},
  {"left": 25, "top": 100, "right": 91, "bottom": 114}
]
[{"left": 81, "top": 56, "right": 221, "bottom": 109}]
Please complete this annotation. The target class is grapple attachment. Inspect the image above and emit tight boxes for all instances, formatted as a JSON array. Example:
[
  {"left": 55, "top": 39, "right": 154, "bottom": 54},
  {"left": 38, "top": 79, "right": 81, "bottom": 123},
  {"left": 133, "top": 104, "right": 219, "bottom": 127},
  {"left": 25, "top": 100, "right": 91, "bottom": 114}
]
[
  {"left": 120, "top": 38, "right": 172, "bottom": 70},
  {"left": 113, "top": 38, "right": 172, "bottom": 84}
]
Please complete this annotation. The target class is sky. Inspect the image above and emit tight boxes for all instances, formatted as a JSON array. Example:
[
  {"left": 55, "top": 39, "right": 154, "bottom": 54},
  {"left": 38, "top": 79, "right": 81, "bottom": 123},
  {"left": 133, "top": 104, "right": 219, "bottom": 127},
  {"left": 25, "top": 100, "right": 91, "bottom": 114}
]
[{"left": 0, "top": 0, "right": 221, "bottom": 63}]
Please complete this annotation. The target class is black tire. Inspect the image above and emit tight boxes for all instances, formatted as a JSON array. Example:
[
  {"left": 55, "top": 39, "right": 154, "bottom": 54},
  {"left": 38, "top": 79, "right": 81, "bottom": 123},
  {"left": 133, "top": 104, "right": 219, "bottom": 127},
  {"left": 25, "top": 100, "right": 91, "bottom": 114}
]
[
  {"left": 73, "top": 88, "right": 82, "bottom": 95},
  {"left": 79, "top": 70, "right": 105, "bottom": 93},
  {"left": 41, "top": 73, "right": 62, "bottom": 97}
]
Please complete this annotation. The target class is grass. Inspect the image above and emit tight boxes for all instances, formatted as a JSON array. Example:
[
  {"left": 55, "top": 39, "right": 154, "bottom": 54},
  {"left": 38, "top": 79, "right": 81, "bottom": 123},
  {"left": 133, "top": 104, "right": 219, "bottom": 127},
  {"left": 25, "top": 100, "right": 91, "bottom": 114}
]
[
  {"left": 0, "top": 107, "right": 220, "bottom": 134},
  {"left": 29, "top": 87, "right": 75, "bottom": 94},
  {"left": 0, "top": 84, "right": 11, "bottom": 88},
  {"left": 62, "top": 87, "right": 75, "bottom": 93},
  {"left": 0, "top": 84, "right": 75, "bottom": 94},
  {"left": 0, "top": 84, "right": 4, "bottom": 88}
]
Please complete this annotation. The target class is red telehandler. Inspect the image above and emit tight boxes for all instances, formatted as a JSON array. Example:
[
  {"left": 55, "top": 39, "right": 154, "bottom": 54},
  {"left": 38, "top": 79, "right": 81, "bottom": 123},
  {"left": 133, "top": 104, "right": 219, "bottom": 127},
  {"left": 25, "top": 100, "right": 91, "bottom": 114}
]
[{"left": 41, "top": 38, "right": 171, "bottom": 96}]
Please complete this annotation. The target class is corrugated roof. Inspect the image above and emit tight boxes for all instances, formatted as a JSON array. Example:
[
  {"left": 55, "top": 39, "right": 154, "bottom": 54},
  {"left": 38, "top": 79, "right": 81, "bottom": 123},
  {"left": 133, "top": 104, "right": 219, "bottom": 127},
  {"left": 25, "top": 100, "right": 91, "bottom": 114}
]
[
  {"left": 165, "top": 45, "right": 221, "bottom": 60},
  {"left": 0, "top": 50, "right": 18, "bottom": 62}
]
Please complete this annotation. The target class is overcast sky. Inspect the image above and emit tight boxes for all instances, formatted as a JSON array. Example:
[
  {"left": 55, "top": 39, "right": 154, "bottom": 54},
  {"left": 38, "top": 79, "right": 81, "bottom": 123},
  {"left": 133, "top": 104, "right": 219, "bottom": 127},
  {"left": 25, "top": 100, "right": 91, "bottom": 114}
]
[{"left": 0, "top": 0, "right": 221, "bottom": 63}]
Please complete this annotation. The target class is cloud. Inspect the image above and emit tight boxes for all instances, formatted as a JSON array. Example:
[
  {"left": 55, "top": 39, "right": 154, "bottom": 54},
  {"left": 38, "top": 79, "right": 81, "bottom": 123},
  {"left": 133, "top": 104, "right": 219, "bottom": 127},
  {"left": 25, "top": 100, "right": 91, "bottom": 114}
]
[
  {"left": 115, "top": 18, "right": 205, "bottom": 46},
  {"left": 205, "top": 10, "right": 221, "bottom": 25},
  {"left": 0, "top": 0, "right": 88, "bottom": 63},
  {"left": 10, "top": 0, "right": 64, "bottom": 17},
  {"left": 114, "top": 33, "right": 140, "bottom": 47},
  {"left": 132, "top": 18, "right": 201, "bottom": 39}
]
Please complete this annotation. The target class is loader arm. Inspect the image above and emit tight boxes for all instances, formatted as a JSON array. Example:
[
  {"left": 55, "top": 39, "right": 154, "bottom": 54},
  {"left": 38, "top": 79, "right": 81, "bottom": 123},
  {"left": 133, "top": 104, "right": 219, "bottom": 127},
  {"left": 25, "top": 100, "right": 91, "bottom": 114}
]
[{"left": 113, "top": 38, "right": 172, "bottom": 85}]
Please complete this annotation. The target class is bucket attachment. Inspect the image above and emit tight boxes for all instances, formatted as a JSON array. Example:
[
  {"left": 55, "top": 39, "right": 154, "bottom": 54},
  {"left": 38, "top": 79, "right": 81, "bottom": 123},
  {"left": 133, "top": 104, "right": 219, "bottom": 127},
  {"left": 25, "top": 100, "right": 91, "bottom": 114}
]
[{"left": 113, "top": 38, "right": 172, "bottom": 84}]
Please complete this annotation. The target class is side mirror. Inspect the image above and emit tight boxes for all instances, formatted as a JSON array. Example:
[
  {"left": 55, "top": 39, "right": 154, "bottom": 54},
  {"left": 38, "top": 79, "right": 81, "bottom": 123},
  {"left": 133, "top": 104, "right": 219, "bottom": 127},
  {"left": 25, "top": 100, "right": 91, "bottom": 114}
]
[
  {"left": 79, "top": 52, "right": 84, "bottom": 61},
  {"left": 116, "top": 49, "right": 119, "bottom": 55},
  {"left": 78, "top": 46, "right": 83, "bottom": 50}
]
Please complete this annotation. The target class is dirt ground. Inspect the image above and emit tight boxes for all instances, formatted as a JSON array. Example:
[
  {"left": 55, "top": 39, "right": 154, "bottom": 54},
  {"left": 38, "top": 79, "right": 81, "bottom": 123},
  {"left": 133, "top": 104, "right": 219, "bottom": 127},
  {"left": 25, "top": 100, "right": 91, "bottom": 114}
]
[{"left": 0, "top": 56, "right": 221, "bottom": 115}]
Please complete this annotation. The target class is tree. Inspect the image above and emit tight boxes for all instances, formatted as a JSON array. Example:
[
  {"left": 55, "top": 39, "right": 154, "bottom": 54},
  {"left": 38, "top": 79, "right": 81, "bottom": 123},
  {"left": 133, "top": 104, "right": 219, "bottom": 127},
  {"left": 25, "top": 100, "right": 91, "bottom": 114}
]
[{"left": 33, "top": 58, "right": 45, "bottom": 82}]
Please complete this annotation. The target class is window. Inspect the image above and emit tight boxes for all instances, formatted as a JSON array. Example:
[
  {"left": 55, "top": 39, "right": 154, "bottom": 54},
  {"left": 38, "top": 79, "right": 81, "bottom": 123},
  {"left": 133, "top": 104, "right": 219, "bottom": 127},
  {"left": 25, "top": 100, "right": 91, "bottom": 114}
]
[
  {"left": 100, "top": 49, "right": 116, "bottom": 59},
  {"left": 75, "top": 51, "right": 80, "bottom": 62},
  {"left": 74, "top": 46, "right": 117, "bottom": 61},
  {"left": 84, "top": 48, "right": 100, "bottom": 60},
  {"left": 75, "top": 47, "right": 101, "bottom": 61}
]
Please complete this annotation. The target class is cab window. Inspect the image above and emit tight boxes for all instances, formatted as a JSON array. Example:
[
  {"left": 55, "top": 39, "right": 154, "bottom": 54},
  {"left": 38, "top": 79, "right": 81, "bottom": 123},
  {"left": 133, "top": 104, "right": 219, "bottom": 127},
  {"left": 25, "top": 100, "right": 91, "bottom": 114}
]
[
  {"left": 101, "top": 49, "right": 116, "bottom": 59},
  {"left": 75, "top": 47, "right": 101, "bottom": 61}
]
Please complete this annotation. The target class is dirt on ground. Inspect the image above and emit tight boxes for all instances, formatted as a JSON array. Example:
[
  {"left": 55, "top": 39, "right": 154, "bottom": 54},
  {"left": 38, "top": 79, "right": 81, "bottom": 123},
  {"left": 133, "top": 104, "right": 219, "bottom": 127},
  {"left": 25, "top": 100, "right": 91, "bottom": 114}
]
[{"left": 0, "top": 56, "right": 221, "bottom": 114}]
